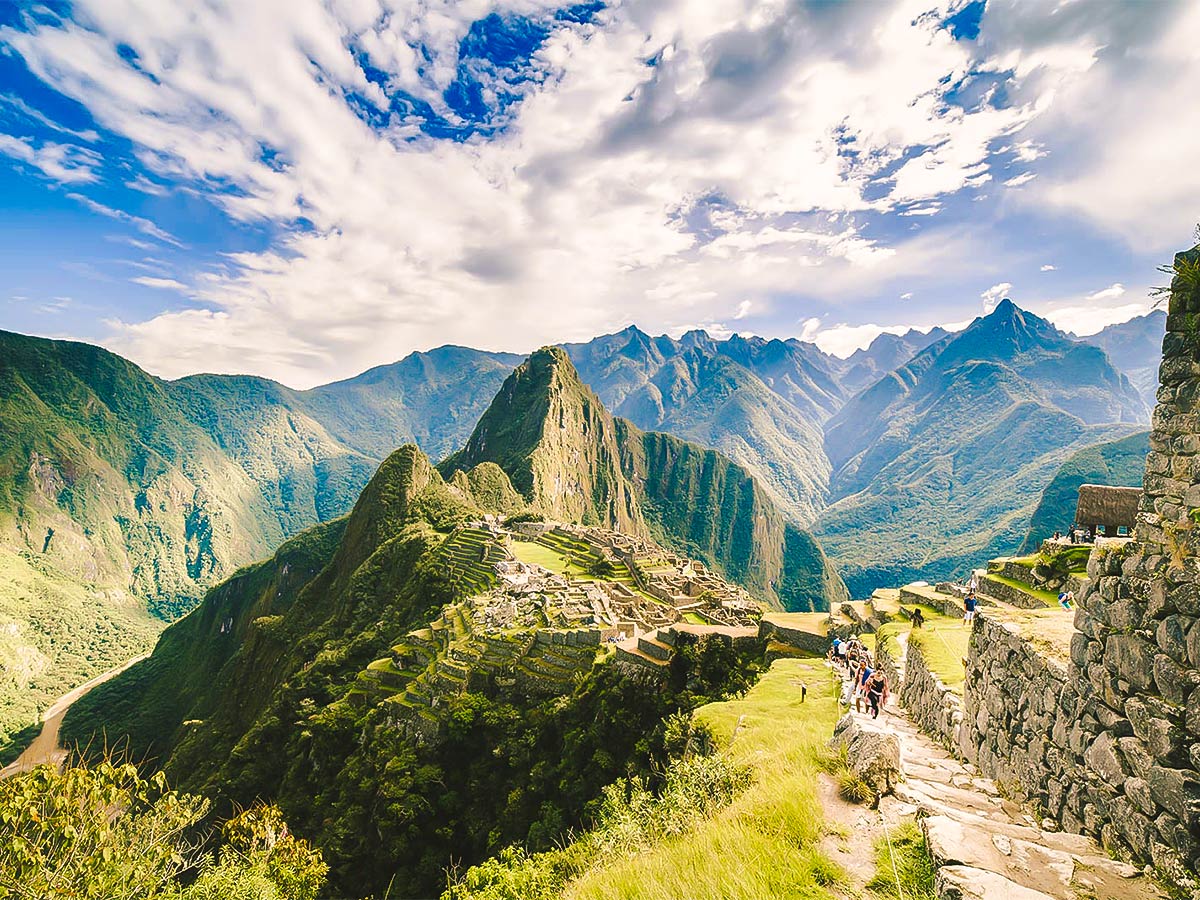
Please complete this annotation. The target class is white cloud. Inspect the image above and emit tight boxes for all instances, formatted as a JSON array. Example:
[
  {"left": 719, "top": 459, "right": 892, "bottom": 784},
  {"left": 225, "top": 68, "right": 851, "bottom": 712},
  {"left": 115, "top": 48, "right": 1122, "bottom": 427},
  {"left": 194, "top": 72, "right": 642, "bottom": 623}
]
[
  {"left": 1043, "top": 301, "right": 1151, "bottom": 337},
  {"left": 66, "top": 192, "right": 181, "bottom": 246},
  {"left": 2, "top": 0, "right": 1193, "bottom": 383},
  {"left": 900, "top": 291, "right": 913, "bottom": 300},
  {"left": 1040, "top": 264, "right": 1056, "bottom": 271},
  {"left": 1086, "top": 283, "right": 1125, "bottom": 302},
  {"left": 1004, "top": 172, "right": 1035, "bottom": 187},
  {"left": 980, "top": 282, "right": 1013, "bottom": 313},
  {"left": 733, "top": 299, "right": 752, "bottom": 320},
  {"left": 986, "top": 1, "right": 1200, "bottom": 249},
  {"left": 132, "top": 276, "right": 187, "bottom": 290},
  {"left": 0, "top": 132, "right": 99, "bottom": 183}
]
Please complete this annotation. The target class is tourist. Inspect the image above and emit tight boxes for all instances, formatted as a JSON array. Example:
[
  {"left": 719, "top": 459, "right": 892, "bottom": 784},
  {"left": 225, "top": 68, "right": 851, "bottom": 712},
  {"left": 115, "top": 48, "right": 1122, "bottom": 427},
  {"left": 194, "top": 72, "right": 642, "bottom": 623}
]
[
  {"left": 910, "top": 607, "right": 925, "bottom": 629},
  {"left": 854, "top": 660, "right": 874, "bottom": 714},
  {"left": 866, "top": 670, "right": 889, "bottom": 719},
  {"left": 1058, "top": 589, "right": 1075, "bottom": 611},
  {"left": 964, "top": 589, "right": 978, "bottom": 623},
  {"left": 829, "top": 637, "right": 843, "bottom": 667},
  {"left": 1053, "top": 530, "right": 1062, "bottom": 542}
]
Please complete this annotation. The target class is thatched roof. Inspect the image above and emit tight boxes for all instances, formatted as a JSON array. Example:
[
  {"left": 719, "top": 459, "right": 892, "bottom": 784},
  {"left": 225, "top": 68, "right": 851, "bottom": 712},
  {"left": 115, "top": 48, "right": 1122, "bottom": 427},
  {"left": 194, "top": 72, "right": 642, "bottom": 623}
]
[{"left": 1075, "top": 484, "right": 1141, "bottom": 528}]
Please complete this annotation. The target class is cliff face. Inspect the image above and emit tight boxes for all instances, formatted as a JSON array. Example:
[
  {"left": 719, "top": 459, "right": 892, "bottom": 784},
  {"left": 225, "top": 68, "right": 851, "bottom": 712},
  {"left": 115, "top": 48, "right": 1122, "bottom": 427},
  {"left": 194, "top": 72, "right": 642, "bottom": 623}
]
[{"left": 441, "top": 347, "right": 645, "bottom": 535}]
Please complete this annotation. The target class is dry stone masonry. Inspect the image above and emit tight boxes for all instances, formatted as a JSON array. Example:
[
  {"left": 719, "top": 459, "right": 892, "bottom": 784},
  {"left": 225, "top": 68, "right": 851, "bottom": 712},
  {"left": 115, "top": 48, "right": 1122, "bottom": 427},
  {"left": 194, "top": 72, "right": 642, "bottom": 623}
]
[{"left": 952, "top": 249, "right": 1200, "bottom": 898}]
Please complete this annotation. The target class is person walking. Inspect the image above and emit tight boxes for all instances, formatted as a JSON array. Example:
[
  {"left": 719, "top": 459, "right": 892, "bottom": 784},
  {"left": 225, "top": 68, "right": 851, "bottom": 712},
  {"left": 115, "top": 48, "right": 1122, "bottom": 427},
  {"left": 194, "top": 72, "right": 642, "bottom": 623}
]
[
  {"left": 1058, "top": 589, "right": 1075, "bottom": 611},
  {"left": 866, "top": 670, "right": 889, "bottom": 719},
  {"left": 910, "top": 607, "right": 925, "bottom": 629},
  {"left": 964, "top": 588, "right": 978, "bottom": 623}
]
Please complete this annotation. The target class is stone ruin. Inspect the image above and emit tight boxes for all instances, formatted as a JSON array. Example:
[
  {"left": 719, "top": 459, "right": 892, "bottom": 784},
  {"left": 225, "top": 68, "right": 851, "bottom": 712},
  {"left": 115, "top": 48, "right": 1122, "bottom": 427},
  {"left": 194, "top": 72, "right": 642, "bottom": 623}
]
[{"left": 951, "top": 248, "right": 1200, "bottom": 897}]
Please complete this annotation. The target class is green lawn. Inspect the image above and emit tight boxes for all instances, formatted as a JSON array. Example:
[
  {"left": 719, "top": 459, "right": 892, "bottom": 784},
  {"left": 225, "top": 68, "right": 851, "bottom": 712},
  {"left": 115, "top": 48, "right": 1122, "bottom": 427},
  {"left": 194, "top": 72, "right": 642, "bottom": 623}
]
[
  {"left": 565, "top": 658, "right": 845, "bottom": 900},
  {"left": 908, "top": 620, "right": 970, "bottom": 693},
  {"left": 986, "top": 574, "right": 1059, "bottom": 608}
]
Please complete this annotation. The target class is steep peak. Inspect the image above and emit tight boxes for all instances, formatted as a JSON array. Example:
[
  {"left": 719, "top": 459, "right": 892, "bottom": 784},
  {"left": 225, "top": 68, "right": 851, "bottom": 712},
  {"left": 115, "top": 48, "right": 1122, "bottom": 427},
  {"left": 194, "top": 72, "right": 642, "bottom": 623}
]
[
  {"left": 958, "top": 298, "right": 1062, "bottom": 355},
  {"left": 439, "top": 348, "right": 645, "bottom": 535},
  {"left": 336, "top": 444, "right": 450, "bottom": 571}
]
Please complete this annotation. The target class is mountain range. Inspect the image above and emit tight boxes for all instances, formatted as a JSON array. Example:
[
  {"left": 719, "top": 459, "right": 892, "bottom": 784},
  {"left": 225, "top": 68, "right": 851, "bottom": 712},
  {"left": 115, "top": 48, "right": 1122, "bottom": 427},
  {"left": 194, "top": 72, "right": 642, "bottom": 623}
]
[
  {"left": 0, "top": 303, "right": 1166, "bottom": 748},
  {"left": 814, "top": 300, "right": 1149, "bottom": 593}
]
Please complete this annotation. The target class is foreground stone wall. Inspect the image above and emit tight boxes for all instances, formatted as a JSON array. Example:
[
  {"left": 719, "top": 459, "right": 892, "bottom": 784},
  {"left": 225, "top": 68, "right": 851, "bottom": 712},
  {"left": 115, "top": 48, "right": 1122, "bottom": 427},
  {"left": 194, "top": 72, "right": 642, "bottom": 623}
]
[
  {"left": 959, "top": 616, "right": 1072, "bottom": 812},
  {"left": 956, "top": 250, "right": 1200, "bottom": 898}
]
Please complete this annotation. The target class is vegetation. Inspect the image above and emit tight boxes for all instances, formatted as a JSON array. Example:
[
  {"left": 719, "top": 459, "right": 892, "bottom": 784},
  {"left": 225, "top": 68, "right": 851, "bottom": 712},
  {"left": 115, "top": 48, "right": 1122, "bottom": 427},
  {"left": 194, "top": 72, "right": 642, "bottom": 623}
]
[
  {"left": 908, "top": 619, "right": 970, "bottom": 693},
  {"left": 0, "top": 548, "right": 160, "bottom": 755},
  {"left": 0, "top": 757, "right": 326, "bottom": 900},
  {"left": 445, "top": 657, "right": 845, "bottom": 900},
  {"left": 816, "top": 301, "right": 1147, "bottom": 596},
  {"left": 865, "top": 821, "right": 937, "bottom": 900},
  {"left": 60, "top": 442, "right": 775, "bottom": 898}
]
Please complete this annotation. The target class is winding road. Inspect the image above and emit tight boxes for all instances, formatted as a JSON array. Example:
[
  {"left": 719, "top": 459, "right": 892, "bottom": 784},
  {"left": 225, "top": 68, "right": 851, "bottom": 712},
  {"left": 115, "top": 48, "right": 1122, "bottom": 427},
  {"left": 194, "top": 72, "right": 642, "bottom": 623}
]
[{"left": 1, "top": 653, "right": 148, "bottom": 779}]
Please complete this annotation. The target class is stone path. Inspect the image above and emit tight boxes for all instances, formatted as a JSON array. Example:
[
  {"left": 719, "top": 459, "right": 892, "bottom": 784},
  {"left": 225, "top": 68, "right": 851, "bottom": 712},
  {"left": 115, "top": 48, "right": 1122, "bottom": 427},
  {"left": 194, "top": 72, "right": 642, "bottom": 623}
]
[{"left": 833, "top": 659, "right": 1166, "bottom": 900}]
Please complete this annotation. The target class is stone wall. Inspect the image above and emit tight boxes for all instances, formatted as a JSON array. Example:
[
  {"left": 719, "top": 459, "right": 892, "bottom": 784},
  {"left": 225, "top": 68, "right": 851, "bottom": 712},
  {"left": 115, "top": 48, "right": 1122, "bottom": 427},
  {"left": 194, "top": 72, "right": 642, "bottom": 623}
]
[
  {"left": 900, "top": 638, "right": 963, "bottom": 752},
  {"left": 959, "top": 615, "right": 1071, "bottom": 810},
  {"left": 954, "top": 249, "right": 1200, "bottom": 898}
]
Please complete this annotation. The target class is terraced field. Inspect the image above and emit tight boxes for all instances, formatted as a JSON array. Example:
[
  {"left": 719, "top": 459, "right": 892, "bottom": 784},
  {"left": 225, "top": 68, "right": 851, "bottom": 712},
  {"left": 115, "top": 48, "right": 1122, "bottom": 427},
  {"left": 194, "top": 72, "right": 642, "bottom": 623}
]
[
  {"left": 511, "top": 530, "right": 636, "bottom": 584},
  {"left": 434, "top": 527, "right": 508, "bottom": 597}
]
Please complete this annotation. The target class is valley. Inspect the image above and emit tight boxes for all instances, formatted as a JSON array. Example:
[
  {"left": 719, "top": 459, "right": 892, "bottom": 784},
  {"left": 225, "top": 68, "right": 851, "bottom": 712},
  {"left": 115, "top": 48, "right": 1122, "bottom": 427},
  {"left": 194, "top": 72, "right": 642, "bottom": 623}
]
[{"left": 0, "top": 305, "right": 1163, "bottom": 755}]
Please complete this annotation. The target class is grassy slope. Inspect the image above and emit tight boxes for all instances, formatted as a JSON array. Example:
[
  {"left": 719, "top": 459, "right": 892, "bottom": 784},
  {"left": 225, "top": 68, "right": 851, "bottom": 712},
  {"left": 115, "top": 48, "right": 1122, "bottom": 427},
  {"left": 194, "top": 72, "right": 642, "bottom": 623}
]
[
  {"left": 1019, "top": 431, "right": 1150, "bottom": 551},
  {"left": 565, "top": 658, "right": 842, "bottom": 900}
]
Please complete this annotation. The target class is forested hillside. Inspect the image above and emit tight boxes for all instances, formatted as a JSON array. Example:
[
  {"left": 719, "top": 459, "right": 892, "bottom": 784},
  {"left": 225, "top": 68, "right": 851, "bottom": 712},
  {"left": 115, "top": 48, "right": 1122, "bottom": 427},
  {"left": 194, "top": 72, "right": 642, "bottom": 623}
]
[{"left": 815, "top": 301, "right": 1147, "bottom": 594}]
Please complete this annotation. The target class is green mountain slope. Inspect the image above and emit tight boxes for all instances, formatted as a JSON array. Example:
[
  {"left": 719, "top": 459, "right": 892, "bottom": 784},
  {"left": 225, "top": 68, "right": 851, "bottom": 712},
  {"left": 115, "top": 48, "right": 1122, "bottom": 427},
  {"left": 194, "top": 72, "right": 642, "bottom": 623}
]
[
  {"left": 1078, "top": 310, "right": 1166, "bottom": 409},
  {"left": 60, "top": 443, "right": 770, "bottom": 897},
  {"left": 0, "top": 332, "right": 517, "bottom": 748},
  {"left": 441, "top": 347, "right": 846, "bottom": 612},
  {"left": 814, "top": 301, "right": 1146, "bottom": 595},
  {"left": 1019, "top": 431, "right": 1151, "bottom": 550}
]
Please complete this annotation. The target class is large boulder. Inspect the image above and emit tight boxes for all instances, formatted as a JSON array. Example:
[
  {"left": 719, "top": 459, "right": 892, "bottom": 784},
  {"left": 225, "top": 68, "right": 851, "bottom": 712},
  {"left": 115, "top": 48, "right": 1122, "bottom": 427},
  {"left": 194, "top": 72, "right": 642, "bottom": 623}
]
[
  {"left": 935, "top": 865, "right": 1056, "bottom": 900},
  {"left": 831, "top": 713, "right": 901, "bottom": 804}
]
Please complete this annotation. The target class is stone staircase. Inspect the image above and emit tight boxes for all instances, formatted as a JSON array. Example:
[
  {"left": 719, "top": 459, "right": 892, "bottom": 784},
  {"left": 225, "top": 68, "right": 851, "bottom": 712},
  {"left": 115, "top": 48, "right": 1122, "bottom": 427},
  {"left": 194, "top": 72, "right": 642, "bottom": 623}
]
[{"left": 858, "top": 693, "right": 1164, "bottom": 900}]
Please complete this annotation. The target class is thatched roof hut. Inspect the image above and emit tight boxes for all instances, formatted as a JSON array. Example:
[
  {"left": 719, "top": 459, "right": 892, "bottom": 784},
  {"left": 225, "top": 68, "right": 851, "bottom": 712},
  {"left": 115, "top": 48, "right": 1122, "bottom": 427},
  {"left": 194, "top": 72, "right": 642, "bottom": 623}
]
[{"left": 1075, "top": 484, "right": 1141, "bottom": 532}]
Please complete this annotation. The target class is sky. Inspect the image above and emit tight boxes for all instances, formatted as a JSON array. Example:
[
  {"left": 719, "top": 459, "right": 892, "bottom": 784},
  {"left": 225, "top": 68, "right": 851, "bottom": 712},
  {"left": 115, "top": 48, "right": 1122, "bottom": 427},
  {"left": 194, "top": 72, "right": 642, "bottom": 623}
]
[{"left": 0, "top": 0, "right": 1197, "bottom": 388}]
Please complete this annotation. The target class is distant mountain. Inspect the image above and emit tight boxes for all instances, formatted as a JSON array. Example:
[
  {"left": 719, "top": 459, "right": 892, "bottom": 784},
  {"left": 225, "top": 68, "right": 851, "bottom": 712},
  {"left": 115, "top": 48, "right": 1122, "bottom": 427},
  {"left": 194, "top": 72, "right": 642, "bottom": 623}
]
[
  {"left": 0, "top": 331, "right": 516, "bottom": 747},
  {"left": 563, "top": 326, "right": 845, "bottom": 523},
  {"left": 839, "top": 327, "right": 950, "bottom": 394},
  {"left": 1077, "top": 310, "right": 1166, "bottom": 409},
  {"left": 1020, "top": 431, "right": 1151, "bottom": 551},
  {"left": 814, "top": 300, "right": 1147, "bottom": 595},
  {"left": 441, "top": 347, "right": 847, "bottom": 611}
]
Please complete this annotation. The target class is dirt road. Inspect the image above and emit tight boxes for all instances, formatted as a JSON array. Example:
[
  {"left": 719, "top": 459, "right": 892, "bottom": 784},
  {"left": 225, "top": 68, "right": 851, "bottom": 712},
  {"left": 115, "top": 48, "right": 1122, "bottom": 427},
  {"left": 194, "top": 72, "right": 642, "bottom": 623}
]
[{"left": 1, "top": 653, "right": 149, "bottom": 778}]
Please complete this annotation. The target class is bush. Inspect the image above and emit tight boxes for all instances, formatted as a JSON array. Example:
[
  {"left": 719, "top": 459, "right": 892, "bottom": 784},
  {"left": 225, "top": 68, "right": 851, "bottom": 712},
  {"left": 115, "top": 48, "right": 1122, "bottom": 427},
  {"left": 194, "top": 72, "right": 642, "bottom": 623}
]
[{"left": 0, "top": 758, "right": 327, "bottom": 900}]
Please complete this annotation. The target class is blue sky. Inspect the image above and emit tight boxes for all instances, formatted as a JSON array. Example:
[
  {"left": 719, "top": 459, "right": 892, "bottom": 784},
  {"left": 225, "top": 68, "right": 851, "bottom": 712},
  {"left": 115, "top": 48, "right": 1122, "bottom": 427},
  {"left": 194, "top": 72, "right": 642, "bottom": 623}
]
[{"left": 0, "top": 0, "right": 1197, "bottom": 387}]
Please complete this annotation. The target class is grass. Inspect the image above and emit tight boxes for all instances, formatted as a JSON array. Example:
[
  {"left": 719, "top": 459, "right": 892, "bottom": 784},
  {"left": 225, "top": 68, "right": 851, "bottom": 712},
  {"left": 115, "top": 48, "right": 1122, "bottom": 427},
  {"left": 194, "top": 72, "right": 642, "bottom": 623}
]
[
  {"left": 908, "top": 619, "right": 970, "bottom": 693},
  {"left": 562, "top": 657, "right": 845, "bottom": 900},
  {"left": 986, "top": 574, "right": 1059, "bottom": 607},
  {"left": 865, "top": 820, "right": 937, "bottom": 900}
]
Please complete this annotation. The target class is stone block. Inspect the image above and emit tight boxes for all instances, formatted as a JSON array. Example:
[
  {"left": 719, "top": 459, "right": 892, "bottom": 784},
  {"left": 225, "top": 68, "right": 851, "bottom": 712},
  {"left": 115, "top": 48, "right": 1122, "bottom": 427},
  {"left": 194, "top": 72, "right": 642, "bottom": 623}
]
[
  {"left": 1154, "top": 653, "right": 1197, "bottom": 705},
  {"left": 1146, "top": 765, "right": 1200, "bottom": 825},
  {"left": 1187, "top": 619, "right": 1200, "bottom": 667},
  {"left": 1084, "top": 731, "right": 1128, "bottom": 786},
  {"left": 1104, "top": 634, "right": 1157, "bottom": 691},
  {"left": 1118, "top": 735, "right": 1154, "bottom": 778},
  {"left": 1158, "top": 615, "right": 1193, "bottom": 664},
  {"left": 1125, "top": 776, "right": 1158, "bottom": 816},
  {"left": 1127, "top": 695, "right": 1187, "bottom": 762}
]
